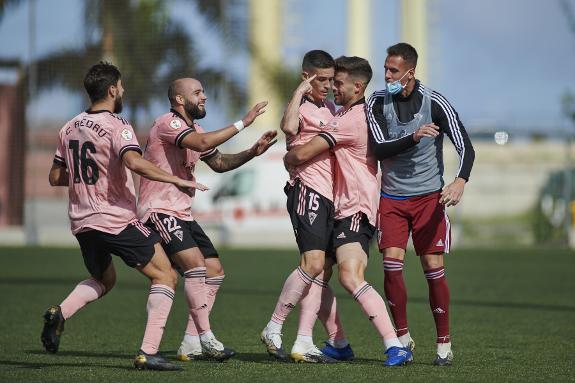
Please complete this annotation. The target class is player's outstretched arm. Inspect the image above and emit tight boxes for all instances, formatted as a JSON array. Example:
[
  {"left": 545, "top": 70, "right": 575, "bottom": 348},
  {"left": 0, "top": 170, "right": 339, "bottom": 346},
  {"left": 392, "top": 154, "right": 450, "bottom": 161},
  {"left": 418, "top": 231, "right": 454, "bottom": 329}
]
[
  {"left": 280, "top": 74, "right": 317, "bottom": 136},
  {"left": 284, "top": 135, "right": 330, "bottom": 167},
  {"left": 181, "top": 101, "right": 268, "bottom": 152},
  {"left": 122, "top": 150, "right": 208, "bottom": 191},
  {"left": 203, "top": 130, "right": 278, "bottom": 173},
  {"left": 48, "top": 163, "right": 69, "bottom": 186}
]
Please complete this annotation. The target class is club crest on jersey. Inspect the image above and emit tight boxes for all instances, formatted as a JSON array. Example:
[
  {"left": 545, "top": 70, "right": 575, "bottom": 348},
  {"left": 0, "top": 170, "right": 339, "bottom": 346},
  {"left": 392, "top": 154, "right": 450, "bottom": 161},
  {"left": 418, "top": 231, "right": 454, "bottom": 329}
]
[
  {"left": 328, "top": 121, "right": 338, "bottom": 130},
  {"left": 170, "top": 119, "right": 182, "bottom": 130},
  {"left": 173, "top": 229, "right": 184, "bottom": 241},
  {"left": 308, "top": 212, "right": 317, "bottom": 225},
  {"left": 121, "top": 129, "right": 133, "bottom": 141}
]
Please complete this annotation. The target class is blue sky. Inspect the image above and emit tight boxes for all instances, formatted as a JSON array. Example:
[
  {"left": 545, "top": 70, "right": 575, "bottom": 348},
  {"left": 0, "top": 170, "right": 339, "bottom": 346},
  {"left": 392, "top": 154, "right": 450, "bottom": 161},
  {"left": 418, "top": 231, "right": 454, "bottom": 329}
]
[{"left": 1, "top": 0, "right": 574, "bottom": 133}]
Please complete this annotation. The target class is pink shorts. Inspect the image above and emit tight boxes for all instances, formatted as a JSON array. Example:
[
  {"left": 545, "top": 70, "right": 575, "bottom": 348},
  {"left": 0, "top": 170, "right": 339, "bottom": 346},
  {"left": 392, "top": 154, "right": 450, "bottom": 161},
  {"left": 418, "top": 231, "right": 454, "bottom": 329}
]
[{"left": 378, "top": 191, "right": 451, "bottom": 256}]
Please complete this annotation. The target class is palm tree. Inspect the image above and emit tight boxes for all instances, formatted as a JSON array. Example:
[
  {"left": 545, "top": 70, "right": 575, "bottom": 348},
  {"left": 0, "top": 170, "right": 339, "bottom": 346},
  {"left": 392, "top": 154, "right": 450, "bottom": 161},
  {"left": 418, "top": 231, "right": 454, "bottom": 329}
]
[
  {"left": 1, "top": 0, "right": 245, "bottom": 128},
  {"left": 1, "top": 0, "right": 302, "bottom": 127}
]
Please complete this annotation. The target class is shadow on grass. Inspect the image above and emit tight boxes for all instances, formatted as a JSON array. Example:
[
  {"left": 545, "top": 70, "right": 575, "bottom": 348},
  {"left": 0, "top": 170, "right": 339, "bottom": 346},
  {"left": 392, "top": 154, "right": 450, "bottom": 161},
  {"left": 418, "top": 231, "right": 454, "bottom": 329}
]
[
  {"left": 232, "top": 352, "right": 289, "bottom": 364},
  {"left": 26, "top": 349, "right": 133, "bottom": 359},
  {"left": 233, "top": 352, "right": 383, "bottom": 365},
  {"left": 0, "top": 359, "right": 134, "bottom": 370}
]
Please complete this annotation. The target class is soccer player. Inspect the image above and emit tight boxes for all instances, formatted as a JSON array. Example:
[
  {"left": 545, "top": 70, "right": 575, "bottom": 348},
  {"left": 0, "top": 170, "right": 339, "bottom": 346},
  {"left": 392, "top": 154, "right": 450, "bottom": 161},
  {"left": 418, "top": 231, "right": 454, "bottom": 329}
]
[
  {"left": 42, "top": 62, "right": 206, "bottom": 371},
  {"left": 138, "top": 77, "right": 276, "bottom": 361},
  {"left": 284, "top": 56, "right": 413, "bottom": 366},
  {"left": 260, "top": 50, "right": 350, "bottom": 363},
  {"left": 366, "top": 43, "right": 475, "bottom": 365}
]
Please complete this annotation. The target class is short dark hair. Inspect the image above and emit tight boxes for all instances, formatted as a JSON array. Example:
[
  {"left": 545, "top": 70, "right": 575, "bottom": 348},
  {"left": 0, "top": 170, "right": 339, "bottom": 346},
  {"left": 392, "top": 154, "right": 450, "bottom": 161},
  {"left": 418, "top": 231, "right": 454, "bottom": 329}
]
[
  {"left": 167, "top": 80, "right": 179, "bottom": 104},
  {"left": 302, "top": 50, "right": 335, "bottom": 72},
  {"left": 387, "top": 43, "right": 418, "bottom": 67},
  {"left": 83, "top": 61, "right": 121, "bottom": 103},
  {"left": 334, "top": 56, "right": 373, "bottom": 84}
]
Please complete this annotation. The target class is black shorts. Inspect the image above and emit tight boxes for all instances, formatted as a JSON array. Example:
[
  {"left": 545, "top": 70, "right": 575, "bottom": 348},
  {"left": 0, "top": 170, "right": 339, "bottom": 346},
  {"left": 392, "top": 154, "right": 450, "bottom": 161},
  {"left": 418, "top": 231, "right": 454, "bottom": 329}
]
[
  {"left": 75, "top": 221, "right": 160, "bottom": 280},
  {"left": 285, "top": 179, "right": 335, "bottom": 254},
  {"left": 332, "top": 212, "right": 376, "bottom": 256},
  {"left": 145, "top": 212, "right": 218, "bottom": 259}
]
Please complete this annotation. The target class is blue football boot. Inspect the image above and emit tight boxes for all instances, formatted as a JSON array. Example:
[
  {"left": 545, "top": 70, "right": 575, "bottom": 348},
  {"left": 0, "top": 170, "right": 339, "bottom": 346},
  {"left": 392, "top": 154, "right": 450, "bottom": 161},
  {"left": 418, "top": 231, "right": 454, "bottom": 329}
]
[
  {"left": 384, "top": 346, "right": 413, "bottom": 366},
  {"left": 320, "top": 342, "right": 355, "bottom": 361}
]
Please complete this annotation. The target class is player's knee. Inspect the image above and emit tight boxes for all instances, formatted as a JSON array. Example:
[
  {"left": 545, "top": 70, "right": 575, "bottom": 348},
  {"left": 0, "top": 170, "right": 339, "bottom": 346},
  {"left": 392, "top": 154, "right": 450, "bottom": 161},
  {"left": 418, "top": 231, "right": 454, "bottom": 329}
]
[
  {"left": 420, "top": 253, "right": 444, "bottom": 270},
  {"left": 154, "top": 269, "right": 178, "bottom": 290},
  {"left": 301, "top": 253, "right": 325, "bottom": 277},
  {"left": 338, "top": 269, "right": 361, "bottom": 293},
  {"left": 207, "top": 260, "right": 224, "bottom": 276},
  {"left": 305, "top": 262, "right": 324, "bottom": 277}
]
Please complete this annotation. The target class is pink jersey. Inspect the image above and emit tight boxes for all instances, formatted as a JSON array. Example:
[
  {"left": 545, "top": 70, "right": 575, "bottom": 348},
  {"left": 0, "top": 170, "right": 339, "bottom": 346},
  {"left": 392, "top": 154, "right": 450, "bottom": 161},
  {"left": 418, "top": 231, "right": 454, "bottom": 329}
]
[
  {"left": 53, "top": 110, "right": 142, "bottom": 235},
  {"left": 138, "top": 110, "right": 216, "bottom": 222},
  {"left": 318, "top": 100, "right": 378, "bottom": 225},
  {"left": 286, "top": 97, "right": 335, "bottom": 201}
]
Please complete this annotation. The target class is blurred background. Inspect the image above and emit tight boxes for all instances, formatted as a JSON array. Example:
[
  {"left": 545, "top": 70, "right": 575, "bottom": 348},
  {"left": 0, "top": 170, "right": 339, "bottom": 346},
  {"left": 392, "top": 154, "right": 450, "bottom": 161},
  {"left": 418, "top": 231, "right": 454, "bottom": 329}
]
[{"left": 1, "top": 0, "right": 575, "bottom": 249}]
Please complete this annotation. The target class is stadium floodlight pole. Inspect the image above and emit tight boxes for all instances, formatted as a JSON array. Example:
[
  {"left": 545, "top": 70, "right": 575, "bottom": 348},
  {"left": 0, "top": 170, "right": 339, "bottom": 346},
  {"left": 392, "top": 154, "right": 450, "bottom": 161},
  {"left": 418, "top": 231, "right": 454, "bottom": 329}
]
[
  {"left": 25, "top": 0, "right": 39, "bottom": 245},
  {"left": 401, "top": 0, "right": 428, "bottom": 84},
  {"left": 248, "top": 0, "right": 281, "bottom": 142},
  {"left": 347, "top": 0, "right": 371, "bottom": 59}
]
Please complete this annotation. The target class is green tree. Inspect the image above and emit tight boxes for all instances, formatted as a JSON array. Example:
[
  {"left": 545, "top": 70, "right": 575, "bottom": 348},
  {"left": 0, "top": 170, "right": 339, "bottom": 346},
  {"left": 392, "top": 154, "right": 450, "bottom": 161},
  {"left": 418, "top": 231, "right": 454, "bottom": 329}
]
[{"left": 1, "top": 0, "right": 244, "bottom": 127}]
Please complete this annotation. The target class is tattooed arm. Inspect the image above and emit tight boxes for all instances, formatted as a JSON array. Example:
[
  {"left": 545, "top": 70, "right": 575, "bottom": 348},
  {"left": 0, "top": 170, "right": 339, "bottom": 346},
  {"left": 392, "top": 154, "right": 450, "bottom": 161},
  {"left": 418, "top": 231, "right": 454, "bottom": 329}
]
[{"left": 202, "top": 130, "right": 278, "bottom": 173}]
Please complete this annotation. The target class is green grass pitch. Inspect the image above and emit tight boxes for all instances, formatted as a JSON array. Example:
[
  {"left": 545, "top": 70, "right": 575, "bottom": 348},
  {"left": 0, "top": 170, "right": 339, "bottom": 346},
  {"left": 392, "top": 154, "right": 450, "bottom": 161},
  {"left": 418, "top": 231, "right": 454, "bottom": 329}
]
[{"left": 0, "top": 246, "right": 574, "bottom": 382}]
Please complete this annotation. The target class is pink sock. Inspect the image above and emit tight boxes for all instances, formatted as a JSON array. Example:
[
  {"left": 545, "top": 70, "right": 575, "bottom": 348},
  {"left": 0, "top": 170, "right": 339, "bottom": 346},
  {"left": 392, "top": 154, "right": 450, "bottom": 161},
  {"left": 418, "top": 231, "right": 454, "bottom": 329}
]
[
  {"left": 271, "top": 266, "right": 313, "bottom": 324},
  {"left": 184, "top": 274, "right": 225, "bottom": 336},
  {"left": 206, "top": 275, "right": 225, "bottom": 312},
  {"left": 140, "top": 284, "right": 174, "bottom": 354},
  {"left": 298, "top": 279, "right": 323, "bottom": 336},
  {"left": 60, "top": 279, "right": 105, "bottom": 320},
  {"left": 318, "top": 283, "right": 347, "bottom": 342},
  {"left": 353, "top": 282, "right": 396, "bottom": 340},
  {"left": 184, "top": 267, "right": 210, "bottom": 334}
]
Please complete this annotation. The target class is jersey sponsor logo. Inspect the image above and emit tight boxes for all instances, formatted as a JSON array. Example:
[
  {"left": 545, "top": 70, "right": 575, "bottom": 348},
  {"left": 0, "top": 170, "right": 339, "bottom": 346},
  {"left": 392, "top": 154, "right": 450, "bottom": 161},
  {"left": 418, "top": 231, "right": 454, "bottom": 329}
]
[
  {"left": 436, "top": 239, "right": 444, "bottom": 247},
  {"left": 173, "top": 229, "right": 184, "bottom": 242},
  {"left": 121, "top": 128, "right": 133, "bottom": 141},
  {"left": 308, "top": 212, "right": 317, "bottom": 225},
  {"left": 337, "top": 232, "right": 346, "bottom": 239},
  {"left": 170, "top": 119, "right": 182, "bottom": 129}
]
